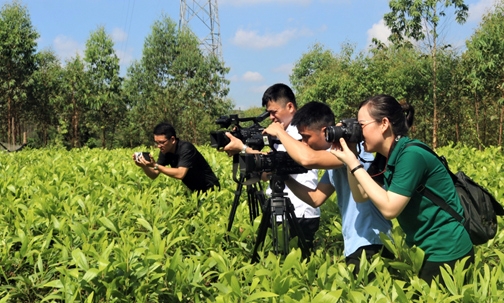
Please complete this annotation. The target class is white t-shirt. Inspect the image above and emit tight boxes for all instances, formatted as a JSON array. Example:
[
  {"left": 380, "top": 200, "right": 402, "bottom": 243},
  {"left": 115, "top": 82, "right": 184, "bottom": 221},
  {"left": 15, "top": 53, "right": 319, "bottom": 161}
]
[{"left": 266, "top": 123, "right": 320, "bottom": 218}]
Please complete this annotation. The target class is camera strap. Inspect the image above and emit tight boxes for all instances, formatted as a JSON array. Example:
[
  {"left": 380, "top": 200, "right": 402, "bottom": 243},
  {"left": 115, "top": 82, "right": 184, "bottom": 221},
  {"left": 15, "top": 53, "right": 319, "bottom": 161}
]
[{"left": 356, "top": 142, "right": 373, "bottom": 163}]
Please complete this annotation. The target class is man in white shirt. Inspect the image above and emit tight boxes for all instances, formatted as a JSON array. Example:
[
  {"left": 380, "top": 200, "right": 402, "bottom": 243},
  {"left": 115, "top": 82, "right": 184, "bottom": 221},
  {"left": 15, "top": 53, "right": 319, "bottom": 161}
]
[{"left": 224, "top": 83, "right": 320, "bottom": 250}]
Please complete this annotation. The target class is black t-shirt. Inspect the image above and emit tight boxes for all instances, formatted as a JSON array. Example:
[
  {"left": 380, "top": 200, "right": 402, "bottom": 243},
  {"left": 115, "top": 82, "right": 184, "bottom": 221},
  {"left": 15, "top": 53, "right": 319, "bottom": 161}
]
[{"left": 157, "top": 139, "right": 220, "bottom": 192}]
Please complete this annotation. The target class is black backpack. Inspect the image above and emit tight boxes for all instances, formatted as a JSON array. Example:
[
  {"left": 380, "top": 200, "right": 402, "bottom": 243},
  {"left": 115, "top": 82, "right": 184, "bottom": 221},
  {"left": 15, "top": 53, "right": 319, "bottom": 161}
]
[{"left": 406, "top": 143, "right": 504, "bottom": 245}]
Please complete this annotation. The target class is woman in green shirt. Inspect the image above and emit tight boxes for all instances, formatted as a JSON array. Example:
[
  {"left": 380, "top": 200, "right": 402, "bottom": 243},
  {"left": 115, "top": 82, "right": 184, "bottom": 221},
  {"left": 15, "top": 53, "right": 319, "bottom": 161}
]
[{"left": 332, "top": 94, "right": 474, "bottom": 285}]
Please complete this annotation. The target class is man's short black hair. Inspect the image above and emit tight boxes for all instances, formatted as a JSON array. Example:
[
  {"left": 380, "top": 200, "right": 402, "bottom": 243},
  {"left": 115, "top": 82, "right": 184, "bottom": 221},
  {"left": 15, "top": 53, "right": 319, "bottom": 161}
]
[
  {"left": 261, "top": 83, "right": 297, "bottom": 108},
  {"left": 291, "top": 101, "right": 335, "bottom": 130},
  {"left": 153, "top": 122, "right": 176, "bottom": 138}
]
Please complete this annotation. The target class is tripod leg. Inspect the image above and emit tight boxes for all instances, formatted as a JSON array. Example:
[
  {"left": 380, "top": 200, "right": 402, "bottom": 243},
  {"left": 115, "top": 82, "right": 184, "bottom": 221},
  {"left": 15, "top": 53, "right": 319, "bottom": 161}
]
[
  {"left": 227, "top": 175, "right": 245, "bottom": 233},
  {"left": 251, "top": 198, "right": 272, "bottom": 263},
  {"left": 247, "top": 184, "right": 260, "bottom": 223}
]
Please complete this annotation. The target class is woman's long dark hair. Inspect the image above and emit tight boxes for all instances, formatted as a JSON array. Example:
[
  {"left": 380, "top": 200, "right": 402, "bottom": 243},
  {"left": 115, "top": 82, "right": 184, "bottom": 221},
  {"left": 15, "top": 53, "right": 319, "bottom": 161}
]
[
  {"left": 361, "top": 94, "right": 415, "bottom": 184},
  {"left": 359, "top": 94, "right": 414, "bottom": 137}
]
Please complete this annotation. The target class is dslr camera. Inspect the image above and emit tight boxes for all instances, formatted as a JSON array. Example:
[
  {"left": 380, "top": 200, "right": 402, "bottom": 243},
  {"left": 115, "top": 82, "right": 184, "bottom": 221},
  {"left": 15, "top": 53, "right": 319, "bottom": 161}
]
[
  {"left": 210, "top": 112, "right": 269, "bottom": 150},
  {"left": 239, "top": 151, "right": 307, "bottom": 176},
  {"left": 325, "top": 118, "right": 363, "bottom": 143},
  {"left": 134, "top": 152, "right": 151, "bottom": 162}
]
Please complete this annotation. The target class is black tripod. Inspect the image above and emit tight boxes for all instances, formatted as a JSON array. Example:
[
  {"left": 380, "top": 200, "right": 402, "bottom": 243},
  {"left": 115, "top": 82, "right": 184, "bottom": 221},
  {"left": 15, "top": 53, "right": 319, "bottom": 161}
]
[
  {"left": 251, "top": 174, "right": 309, "bottom": 263},
  {"left": 227, "top": 155, "right": 266, "bottom": 233}
]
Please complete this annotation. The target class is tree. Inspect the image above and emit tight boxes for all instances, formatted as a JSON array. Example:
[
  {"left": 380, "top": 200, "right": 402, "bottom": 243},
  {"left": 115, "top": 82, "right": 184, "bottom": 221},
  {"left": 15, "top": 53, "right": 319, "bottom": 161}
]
[
  {"left": 28, "top": 49, "right": 63, "bottom": 147},
  {"left": 84, "top": 26, "right": 124, "bottom": 148},
  {"left": 55, "top": 55, "right": 90, "bottom": 148},
  {"left": 384, "top": 0, "right": 468, "bottom": 148},
  {"left": 290, "top": 43, "right": 372, "bottom": 118},
  {"left": 124, "top": 15, "right": 230, "bottom": 145},
  {"left": 0, "top": 1, "right": 39, "bottom": 146},
  {"left": 463, "top": 1, "right": 504, "bottom": 147}
]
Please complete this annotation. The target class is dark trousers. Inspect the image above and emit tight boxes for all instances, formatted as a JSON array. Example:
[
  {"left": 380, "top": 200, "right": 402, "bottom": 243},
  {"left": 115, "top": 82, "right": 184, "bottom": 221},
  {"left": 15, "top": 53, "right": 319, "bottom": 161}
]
[
  {"left": 419, "top": 247, "right": 475, "bottom": 285},
  {"left": 345, "top": 244, "right": 395, "bottom": 278},
  {"left": 291, "top": 217, "right": 320, "bottom": 251}
]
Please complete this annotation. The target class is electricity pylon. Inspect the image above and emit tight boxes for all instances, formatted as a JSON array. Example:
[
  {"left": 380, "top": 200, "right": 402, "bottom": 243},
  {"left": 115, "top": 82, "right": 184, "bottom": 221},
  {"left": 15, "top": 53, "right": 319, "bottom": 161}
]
[{"left": 179, "top": 0, "right": 222, "bottom": 60}]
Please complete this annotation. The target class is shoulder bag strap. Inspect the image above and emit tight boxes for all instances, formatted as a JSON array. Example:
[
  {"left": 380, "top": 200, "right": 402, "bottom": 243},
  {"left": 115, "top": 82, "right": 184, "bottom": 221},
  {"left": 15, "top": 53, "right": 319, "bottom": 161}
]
[{"left": 405, "top": 142, "right": 464, "bottom": 222}]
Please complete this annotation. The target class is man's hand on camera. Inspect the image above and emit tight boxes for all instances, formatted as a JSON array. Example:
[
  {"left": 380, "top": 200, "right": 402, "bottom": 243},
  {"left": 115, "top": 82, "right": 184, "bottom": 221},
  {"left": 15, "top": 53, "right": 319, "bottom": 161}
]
[
  {"left": 263, "top": 122, "right": 284, "bottom": 137},
  {"left": 222, "top": 132, "right": 244, "bottom": 156},
  {"left": 133, "top": 153, "right": 155, "bottom": 167}
]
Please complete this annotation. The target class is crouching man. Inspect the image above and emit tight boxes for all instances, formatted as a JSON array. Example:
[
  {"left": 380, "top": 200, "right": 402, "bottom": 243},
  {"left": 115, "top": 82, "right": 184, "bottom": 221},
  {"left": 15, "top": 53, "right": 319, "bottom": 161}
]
[{"left": 133, "top": 122, "right": 220, "bottom": 194}]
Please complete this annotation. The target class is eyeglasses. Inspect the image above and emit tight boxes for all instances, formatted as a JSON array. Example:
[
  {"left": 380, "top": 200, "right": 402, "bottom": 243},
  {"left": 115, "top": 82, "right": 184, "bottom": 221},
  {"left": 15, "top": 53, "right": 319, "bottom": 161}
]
[
  {"left": 154, "top": 140, "right": 168, "bottom": 146},
  {"left": 359, "top": 120, "right": 378, "bottom": 129}
]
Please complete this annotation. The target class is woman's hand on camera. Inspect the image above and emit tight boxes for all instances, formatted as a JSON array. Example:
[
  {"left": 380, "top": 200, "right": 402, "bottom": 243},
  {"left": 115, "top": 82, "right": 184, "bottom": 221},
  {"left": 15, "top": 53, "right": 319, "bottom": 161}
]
[{"left": 330, "top": 138, "right": 360, "bottom": 169}]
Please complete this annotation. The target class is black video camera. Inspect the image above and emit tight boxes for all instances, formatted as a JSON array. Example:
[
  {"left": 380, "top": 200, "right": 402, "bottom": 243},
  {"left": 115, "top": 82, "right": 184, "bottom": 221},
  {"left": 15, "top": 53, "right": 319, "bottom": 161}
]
[
  {"left": 239, "top": 151, "right": 308, "bottom": 176},
  {"left": 210, "top": 112, "right": 269, "bottom": 150},
  {"left": 325, "top": 118, "right": 363, "bottom": 143}
]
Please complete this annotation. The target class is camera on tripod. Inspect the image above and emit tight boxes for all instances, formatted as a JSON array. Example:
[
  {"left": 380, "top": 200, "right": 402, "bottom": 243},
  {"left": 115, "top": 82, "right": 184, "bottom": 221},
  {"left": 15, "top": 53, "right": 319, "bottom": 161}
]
[
  {"left": 210, "top": 112, "right": 269, "bottom": 151},
  {"left": 325, "top": 118, "right": 363, "bottom": 143},
  {"left": 239, "top": 151, "right": 308, "bottom": 176}
]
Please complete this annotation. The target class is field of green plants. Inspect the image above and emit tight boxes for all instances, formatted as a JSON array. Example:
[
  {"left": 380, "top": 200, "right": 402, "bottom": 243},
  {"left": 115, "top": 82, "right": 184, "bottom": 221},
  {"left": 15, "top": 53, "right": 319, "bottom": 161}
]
[{"left": 1, "top": 145, "right": 504, "bottom": 302}]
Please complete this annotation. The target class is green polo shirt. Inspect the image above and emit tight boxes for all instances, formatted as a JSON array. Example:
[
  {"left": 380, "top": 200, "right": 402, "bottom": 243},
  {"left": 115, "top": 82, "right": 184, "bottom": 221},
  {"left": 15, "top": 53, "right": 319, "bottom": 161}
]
[{"left": 384, "top": 137, "right": 472, "bottom": 262}]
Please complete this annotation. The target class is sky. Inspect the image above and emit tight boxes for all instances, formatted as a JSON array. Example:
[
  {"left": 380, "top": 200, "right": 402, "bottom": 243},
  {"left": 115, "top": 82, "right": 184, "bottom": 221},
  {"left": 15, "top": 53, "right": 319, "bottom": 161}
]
[{"left": 1, "top": 0, "right": 499, "bottom": 110}]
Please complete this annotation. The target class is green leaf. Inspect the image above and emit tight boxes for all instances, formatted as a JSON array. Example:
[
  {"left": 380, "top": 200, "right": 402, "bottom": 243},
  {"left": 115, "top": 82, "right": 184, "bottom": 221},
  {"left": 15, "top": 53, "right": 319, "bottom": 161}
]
[
  {"left": 43, "top": 280, "right": 64, "bottom": 288},
  {"left": 210, "top": 250, "right": 228, "bottom": 272},
  {"left": 85, "top": 292, "right": 95, "bottom": 303},
  {"left": 245, "top": 291, "right": 278, "bottom": 302},
  {"left": 83, "top": 268, "right": 100, "bottom": 282},
  {"left": 136, "top": 218, "right": 153, "bottom": 231},
  {"left": 72, "top": 248, "right": 89, "bottom": 271},
  {"left": 7, "top": 185, "right": 16, "bottom": 194},
  {"left": 282, "top": 249, "right": 300, "bottom": 274},
  {"left": 98, "top": 217, "right": 118, "bottom": 233}
]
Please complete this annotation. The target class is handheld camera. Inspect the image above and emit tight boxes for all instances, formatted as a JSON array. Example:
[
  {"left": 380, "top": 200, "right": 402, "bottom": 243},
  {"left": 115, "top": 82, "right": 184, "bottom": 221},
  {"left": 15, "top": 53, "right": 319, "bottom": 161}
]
[
  {"left": 325, "top": 118, "right": 363, "bottom": 143},
  {"left": 134, "top": 152, "right": 151, "bottom": 162},
  {"left": 210, "top": 112, "right": 269, "bottom": 151}
]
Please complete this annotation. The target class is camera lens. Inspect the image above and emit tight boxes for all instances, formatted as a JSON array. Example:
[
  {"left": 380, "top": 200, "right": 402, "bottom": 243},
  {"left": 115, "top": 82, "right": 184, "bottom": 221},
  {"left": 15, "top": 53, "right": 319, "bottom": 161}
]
[{"left": 325, "top": 126, "right": 345, "bottom": 142}]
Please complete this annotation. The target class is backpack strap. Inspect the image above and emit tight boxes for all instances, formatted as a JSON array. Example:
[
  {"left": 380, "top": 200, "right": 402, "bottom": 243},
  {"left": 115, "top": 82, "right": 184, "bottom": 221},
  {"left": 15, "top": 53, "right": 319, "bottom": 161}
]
[{"left": 405, "top": 142, "right": 464, "bottom": 223}]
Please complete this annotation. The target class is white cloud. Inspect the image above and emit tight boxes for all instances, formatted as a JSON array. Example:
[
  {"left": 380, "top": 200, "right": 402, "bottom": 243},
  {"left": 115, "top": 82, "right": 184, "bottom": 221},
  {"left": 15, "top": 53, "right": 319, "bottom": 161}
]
[
  {"left": 53, "top": 35, "right": 84, "bottom": 61},
  {"left": 115, "top": 48, "right": 134, "bottom": 66},
  {"left": 232, "top": 28, "right": 311, "bottom": 49},
  {"left": 468, "top": 0, "right": 498, "bottom": 22},
  {"left": 272, "top": 63, "right": 293, "bottom": 75},
  {"left": 366, "top": 19, "right": 391, "bottom": 47},
  {"left": 242, "top": 71, "right": 264, "bottom": 82},
  {"left": 228, "top": 74, "right": 240, "bottom": 82},
  {"left": 111, "top": 27, "right": 128, "bottom": 43}
]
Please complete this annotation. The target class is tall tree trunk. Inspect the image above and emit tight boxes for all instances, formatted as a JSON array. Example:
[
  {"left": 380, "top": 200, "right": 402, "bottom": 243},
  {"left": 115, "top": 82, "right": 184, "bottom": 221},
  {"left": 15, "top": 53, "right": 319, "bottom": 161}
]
[
  {"left": 455, "top": 121, "right": 459, "bottom": 143},
  {"left": 499, "top": 88, "right": 504, "bottom": 147},
  {"left": 102, "top": 128, "right": 106, "bottom": 149},
  {"left": 71, "top": 93, "right": 80, "bottom": 148},
  {"left": 11, "top": 114, "right": 16, "bottom": 147},
  {"left": 432, "top": 7, "right": 438, "bottom": 149},
  {"left": 7, "top": 97, "right": 12, "bottom": 146},
  {"left": 474, "top": 92, "right": 480, "bottom": 149},
  {"left": 499, "top": 104, "right": 503, "bottom": 146}
]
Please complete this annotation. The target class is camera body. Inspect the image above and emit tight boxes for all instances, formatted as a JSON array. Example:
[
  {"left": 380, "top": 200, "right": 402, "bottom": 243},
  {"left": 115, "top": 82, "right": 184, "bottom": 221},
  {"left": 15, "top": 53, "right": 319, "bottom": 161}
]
[
  {"left": 210, "top": 112, "right": 270, "bottom": 150},
  {"left": 239, "top": 151, "right": 307, "bottom": 176},
  {"left": 210, "top": 124, "right": 265, "bottom": 150},
  {"left": 325, "top": 118, "right": 363, "bottom": 143},
  {"left": 134, "top": 152, "right": 151, "bottom": 162}
]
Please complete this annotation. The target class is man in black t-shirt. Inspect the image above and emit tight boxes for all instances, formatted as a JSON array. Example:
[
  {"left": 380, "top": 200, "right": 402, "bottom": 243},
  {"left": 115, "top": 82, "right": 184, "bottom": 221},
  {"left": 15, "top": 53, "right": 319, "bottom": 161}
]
[{"left": 133, "top": 122, "right": 220, "bottom": 193}]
